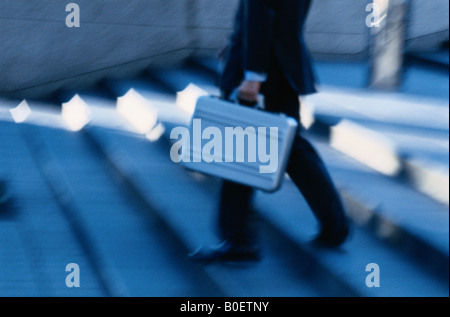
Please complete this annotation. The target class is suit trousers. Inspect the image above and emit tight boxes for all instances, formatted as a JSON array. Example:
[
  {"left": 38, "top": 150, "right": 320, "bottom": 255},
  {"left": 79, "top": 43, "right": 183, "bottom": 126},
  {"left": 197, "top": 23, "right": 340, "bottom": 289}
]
[{"left": 218, "top": 54, "right": 348, "bottom": 247}]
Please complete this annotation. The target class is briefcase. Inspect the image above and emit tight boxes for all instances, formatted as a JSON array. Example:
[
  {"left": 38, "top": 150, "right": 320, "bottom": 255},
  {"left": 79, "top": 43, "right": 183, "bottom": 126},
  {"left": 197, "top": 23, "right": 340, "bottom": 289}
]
[{"left": 175, "top": 96, "right": 298, "bottom": 192}]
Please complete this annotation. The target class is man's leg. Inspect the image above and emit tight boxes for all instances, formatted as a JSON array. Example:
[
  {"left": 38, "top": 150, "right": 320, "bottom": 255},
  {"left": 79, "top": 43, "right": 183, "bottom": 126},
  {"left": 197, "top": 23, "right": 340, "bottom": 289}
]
[
  {"left": 189, "top": 180, "right": 260, "bottom": 262},
  {"left": 218, "top": 180, "right": 257, "bottom": 247},
  {"left": 263, "top": 57, "right": 349, "bottom": 247},
  {"left": 286, "top": 134, "right": 349, "bottom": 246},
  {"left": 189, "top": 95, "right": 261, "bottom": 262}
]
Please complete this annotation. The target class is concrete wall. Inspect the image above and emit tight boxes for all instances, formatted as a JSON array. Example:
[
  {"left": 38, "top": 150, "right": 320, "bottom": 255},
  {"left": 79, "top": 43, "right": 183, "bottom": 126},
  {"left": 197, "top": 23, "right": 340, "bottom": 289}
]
[
  {"left": 305, "top": 0, "right": 372, "bottom": 58},
  {"left": 0, "top": 0, "right": 448, "bottom": 99},
  {"left": 407, "top": 0, "right": 450, "bottom": 51},
  {"left": 187, "top": 0, "right": 240, "bottom": 56},
  {"left": 305, "top": 0, "right": 449, "bottom": 57},
  {"left": 0, "top": 0, "right": 239, "bottom": 99}
]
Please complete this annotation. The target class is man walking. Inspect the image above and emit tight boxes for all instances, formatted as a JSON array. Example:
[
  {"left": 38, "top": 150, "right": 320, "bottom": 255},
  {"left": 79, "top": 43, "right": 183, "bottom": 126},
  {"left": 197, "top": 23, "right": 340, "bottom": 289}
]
[{"left": 191, "top": 0, "right": 349, "bottom": 262}]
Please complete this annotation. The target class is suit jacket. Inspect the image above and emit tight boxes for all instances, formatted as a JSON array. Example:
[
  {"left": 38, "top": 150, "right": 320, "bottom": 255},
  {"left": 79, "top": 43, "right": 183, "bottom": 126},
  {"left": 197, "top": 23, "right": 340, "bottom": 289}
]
[{"left": 220, "top": 0, "right": 317, "bottom": 96}]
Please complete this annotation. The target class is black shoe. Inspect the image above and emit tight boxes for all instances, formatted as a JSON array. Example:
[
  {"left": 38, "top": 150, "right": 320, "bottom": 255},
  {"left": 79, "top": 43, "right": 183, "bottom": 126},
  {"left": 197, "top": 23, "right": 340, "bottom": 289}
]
[
  {"left": 189, "top": 241, "right": 261, "bottom": 264},
  {"left": 312, "top": 223, "right": 350, "bottom": 248}
]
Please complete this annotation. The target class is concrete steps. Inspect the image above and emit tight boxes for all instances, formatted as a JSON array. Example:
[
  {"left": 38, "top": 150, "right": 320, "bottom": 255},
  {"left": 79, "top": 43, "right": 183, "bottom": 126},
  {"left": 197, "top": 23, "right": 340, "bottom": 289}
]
[
  {"left": 70, "top": 90, "right": 348, "bottom": 296},
  {"left": 88, "top": 70, "right": 445, "bottom": 296},
  {"left": 192, "top": 57, "right": 450, "bottom": 224},
  {"left": 0, "top": 59, "right": 448, "bottom": 296},
  {"left": 146, "top": 61, "right": 449, "bottom": 268},
  {"left": 304, "top": 87, "right": 449, "bottom": 205},
  {"left": 0, "top": 99, "right": 222, "bottom": 297},
  {"left": 0, "top": 101, "right": 106, "bottom": 296}
]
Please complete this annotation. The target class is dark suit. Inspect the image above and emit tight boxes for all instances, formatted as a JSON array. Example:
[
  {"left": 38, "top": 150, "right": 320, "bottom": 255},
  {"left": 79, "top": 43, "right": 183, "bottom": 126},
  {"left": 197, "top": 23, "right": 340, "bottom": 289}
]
[
  {"left": 221, "top": 0, "right": 316, "bottom": 97},
  {"left": 218, "top": 0, "right": 348, "bottom": 247}
]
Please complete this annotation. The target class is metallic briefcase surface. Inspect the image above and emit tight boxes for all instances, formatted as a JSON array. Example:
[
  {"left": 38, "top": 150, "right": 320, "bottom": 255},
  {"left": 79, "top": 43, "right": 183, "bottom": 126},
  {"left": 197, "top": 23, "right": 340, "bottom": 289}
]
[{"left": 175, "top": 96, "right": 298, "bottom": 192}]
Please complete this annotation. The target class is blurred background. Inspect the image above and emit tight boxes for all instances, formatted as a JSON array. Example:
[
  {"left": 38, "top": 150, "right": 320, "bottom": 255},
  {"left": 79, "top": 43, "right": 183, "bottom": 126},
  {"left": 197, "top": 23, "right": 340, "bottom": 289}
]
[{"left": 0, "top": 0, "right": 448, "bottom": 297}]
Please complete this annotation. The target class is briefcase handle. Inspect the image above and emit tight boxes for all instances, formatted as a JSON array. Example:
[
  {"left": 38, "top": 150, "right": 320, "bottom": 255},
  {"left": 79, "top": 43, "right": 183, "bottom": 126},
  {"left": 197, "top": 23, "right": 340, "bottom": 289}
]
[
  {"left": 226, "top": 89, "right": 292, "bottom": 119},
  {"left": 228, "top": 88, "right": 261, "bottom": 110}
]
